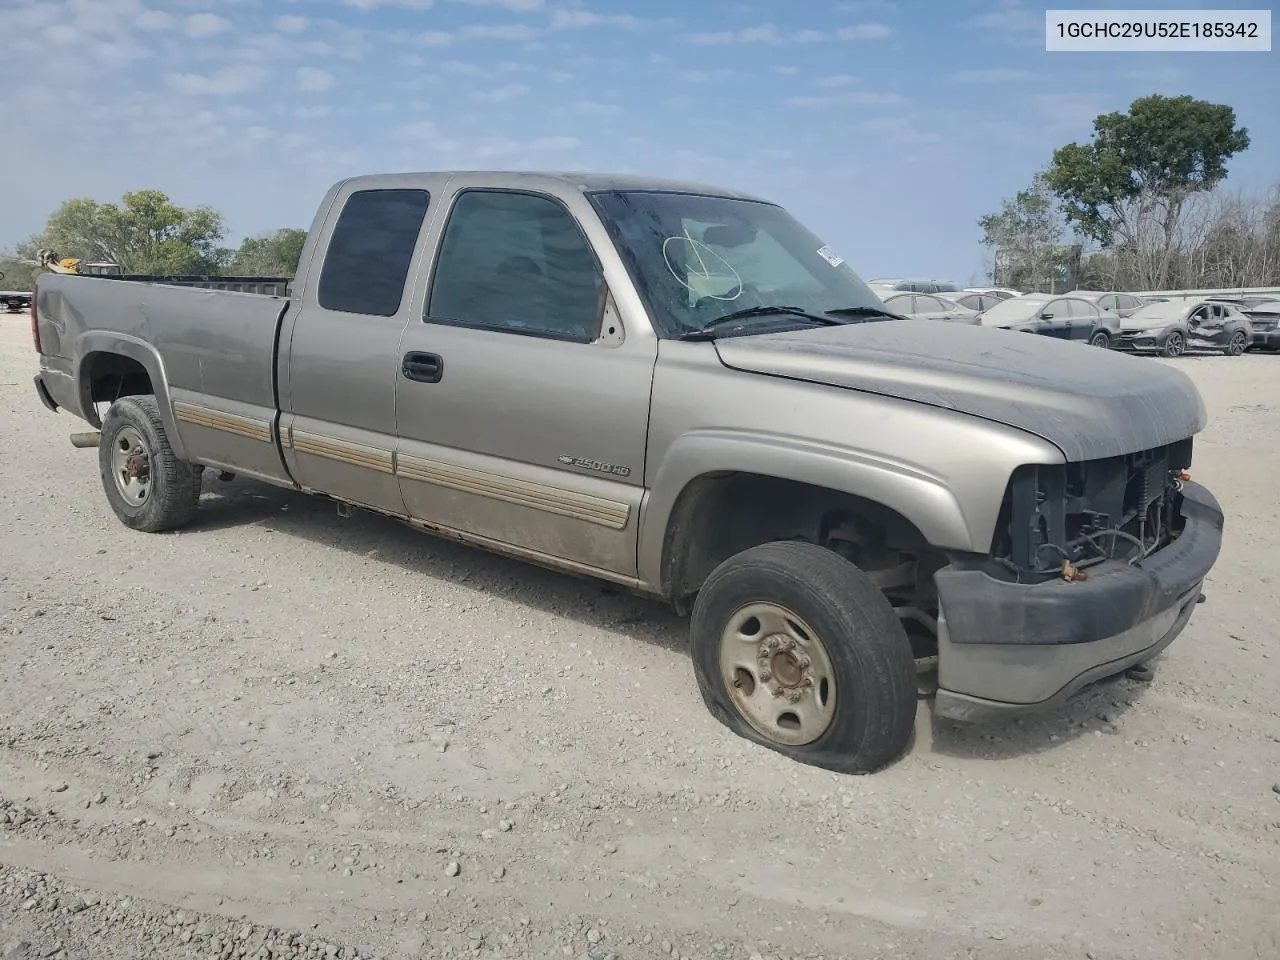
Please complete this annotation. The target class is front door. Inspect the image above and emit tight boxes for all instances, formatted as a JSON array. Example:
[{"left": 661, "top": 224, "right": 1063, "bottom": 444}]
[{"left": 394, "top": 186, "right": 657, "bottom": 579}]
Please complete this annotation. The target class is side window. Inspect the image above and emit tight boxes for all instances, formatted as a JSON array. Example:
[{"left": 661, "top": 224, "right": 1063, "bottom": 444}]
[
  {"left": 427, "top": 190, "right": 604, "bottom": 342},
  {"left": 317, "top": 188, "right": 430, "bottom": 317},
  {"left": 888, "top": 296, "right": 914, "bottom": 314},
  {"left": 1097, "top": 295, "right": 1115, "bottom": 311},
  {"left": 1040, "top": 300, "right": 1060, "bottom": 318},
  {"left": 917, "top": 296, "right": 944, "bottom": 312}
]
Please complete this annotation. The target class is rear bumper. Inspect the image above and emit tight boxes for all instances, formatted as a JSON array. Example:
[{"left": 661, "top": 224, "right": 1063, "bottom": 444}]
[
  {"left": 1251, "top": 329, "right": 1280, "bottom": 348},
  {"left": 932, "top": 481, "right": 1223, "bottom": 720}
]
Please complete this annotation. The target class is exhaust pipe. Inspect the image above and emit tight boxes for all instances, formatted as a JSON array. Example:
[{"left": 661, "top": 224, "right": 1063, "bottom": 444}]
[{"left": 70, "top": 431, "right": 100, "bottom": 448}]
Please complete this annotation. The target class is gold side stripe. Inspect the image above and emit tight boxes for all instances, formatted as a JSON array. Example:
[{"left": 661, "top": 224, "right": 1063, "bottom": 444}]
[
  {"left": 396, "top": 454, "right": 631, "bottom": 530},
  {"left": 288, "top": 428, "right": 395, "bottom": 474},
  {"left": 173, "top": 401, "right": 272, "bottom": 443}
]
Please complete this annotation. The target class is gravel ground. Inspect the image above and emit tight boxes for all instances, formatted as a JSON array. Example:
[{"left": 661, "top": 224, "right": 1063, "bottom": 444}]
[{"left": 2, "top": 315, "right": 1279, "bottom": 960}]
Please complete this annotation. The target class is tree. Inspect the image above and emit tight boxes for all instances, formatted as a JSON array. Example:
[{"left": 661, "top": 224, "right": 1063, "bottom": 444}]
[
  {"left": 231, "top": 228, "right": 307, "bottom": 276},
  {"left": 978, "top": 171, "right": 1070, "bottom": 290},
  {"left": 1042, "top": 94, "right": 1250, "bottom": 289},
  {"left": 18, "top": 189, "right": 229, "bottom": 275}
]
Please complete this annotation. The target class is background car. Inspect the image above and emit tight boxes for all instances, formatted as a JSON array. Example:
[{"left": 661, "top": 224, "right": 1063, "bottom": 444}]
[
  {"left": 1210, "top": 296, "right": 1280, "bottom": 350},
  {"left": 1069, "top": 290, "right": 1148, "bottom": 319},
  {"left": 951, "top": 290, "right": 1008, "bottom": 313},
  {"left": 1114, "top": 298, "right": 1253, "bottom": 357},
  {"left": 867, "top": 277, "right": 959, "bottom": 294},
  {"left": 878, "top": 291, "right": 980, "bottom": 323},
  {"left": 976, "top": 292, "right": 1116, "bottom": 346},
  {"left": 962, "top": 286, "right": 1021, "bottom": 300}
]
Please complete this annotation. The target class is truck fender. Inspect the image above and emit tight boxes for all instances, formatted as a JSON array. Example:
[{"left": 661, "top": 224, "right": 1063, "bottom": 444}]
[
  {"left": 636, "top": 429, "right": 975, "bottom": 592},
  {"left": 74, "top": 331, "right": 187, "bottom": 461}
]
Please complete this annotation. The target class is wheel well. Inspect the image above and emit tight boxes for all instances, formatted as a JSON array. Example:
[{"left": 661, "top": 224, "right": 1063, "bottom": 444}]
[
  {"left": 83, "top": 352, "right": 153, "bottom": 405},
  {"left": 660, "top": 472, "right": 945, "bottom": 610}
]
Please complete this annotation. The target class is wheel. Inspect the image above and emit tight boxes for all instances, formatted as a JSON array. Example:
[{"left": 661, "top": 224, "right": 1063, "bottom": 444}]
[
  {"left": 1089, "top": 330, "right": 1110, "bottom": 349},
  {"left": 1161, "top": 331, "right": 1186, "bottom": 358},
  {"left": 1224, "top": 330, "right": 1248, "bottom": 356},
  {"left": 98, "top": 395, "right": 203, "bottom": 532},
  {"left": 689, "top": 541, "right": 917, "bottom": 774}
]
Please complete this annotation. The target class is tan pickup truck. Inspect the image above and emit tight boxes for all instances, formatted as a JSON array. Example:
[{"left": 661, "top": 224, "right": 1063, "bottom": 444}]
[{"left": 31, "top": 171, "right": 1224, "bottom": 773}]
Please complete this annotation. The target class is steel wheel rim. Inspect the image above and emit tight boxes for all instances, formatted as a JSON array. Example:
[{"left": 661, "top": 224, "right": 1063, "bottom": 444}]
[
  {"left": 1166, "top": 332, "right": 1184, "bottom": 356},
  {"left": 111, "top": 425, "right": 151, "bottom": 506},
  {"left": 1091, "top": 332, "right": 1108, "bottom": 348},
  {"left": 718, "top": 601, "right": 837, "bottom": 747}
]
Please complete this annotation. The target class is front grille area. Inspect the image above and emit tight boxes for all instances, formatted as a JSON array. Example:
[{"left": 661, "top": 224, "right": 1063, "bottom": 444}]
[{"left": 989, "top": 438, "right": 1195, "bottom": 581}]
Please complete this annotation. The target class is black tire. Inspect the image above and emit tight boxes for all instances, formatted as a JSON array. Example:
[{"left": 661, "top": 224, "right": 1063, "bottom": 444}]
[
  {"left": 1089, "top": 330, "right": 1110, "bottom": 349},
  {"left": 1161, "top": 330, "right": 1185, "bottom": 358},
  {"left": 98, "top": 395, "right": 203, "bottom": 532},
  {"left": 689, "top": 541, "right": 917, "bottom": 774},
  {"left": 1224, "top": 330, "right": 1248, "bottom": 356}
]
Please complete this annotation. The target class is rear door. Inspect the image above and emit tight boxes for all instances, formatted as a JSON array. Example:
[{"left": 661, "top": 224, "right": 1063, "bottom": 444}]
[
  {"left": 393, "top": 185, "right": 657, "bottom": 578},
  {"left": 1065, "top": 298, "right": 1102, "bottom": 340},
  {"left": 278, "top": 180, "right": 438, "bottom": 514}
]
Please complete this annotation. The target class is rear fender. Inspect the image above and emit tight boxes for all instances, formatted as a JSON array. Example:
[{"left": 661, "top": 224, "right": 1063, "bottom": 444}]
[{"left": 75, "top": 332, "right": 186, "bottom": 460}]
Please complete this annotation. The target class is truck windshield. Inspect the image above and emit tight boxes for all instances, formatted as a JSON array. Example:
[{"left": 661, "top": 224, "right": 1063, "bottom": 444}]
[{"left": 587, "top": 190, "right": 888, "bottom": 339}]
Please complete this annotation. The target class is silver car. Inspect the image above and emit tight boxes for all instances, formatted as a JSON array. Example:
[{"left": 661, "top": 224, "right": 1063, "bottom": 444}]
[
  {"left": 1114, "top": 298, "right": 1253, "bottom": 357},
  {"left": 879, "top": 291, "right": 980, "bottom": 324},
  {"left": 867, "top": 277, "right": 959, "bottom": 294},
  {"left": 978, "top": 293, "right": 1116, "bottom": 347},
  {"left": 1069, "top": 290, "right": 1148, "bottom": 319}
]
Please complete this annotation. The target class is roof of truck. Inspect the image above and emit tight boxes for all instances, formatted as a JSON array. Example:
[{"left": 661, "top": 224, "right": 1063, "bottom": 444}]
[{"left": 337, "top": 170, "right": 771, "bottom": 202}]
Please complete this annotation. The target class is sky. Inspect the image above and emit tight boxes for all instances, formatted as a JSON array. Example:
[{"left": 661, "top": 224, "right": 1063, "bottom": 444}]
[{"left": 0, "top": 0, "right": 1276, "bottom": 284}]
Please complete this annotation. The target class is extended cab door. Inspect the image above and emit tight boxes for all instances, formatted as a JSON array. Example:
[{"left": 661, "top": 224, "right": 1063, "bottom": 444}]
[
  {"left": 393, "top": 186, "right": 657, "bottom": 579},
  {"left": 278, "top": 180, "right": 439, "bottom": 514}
]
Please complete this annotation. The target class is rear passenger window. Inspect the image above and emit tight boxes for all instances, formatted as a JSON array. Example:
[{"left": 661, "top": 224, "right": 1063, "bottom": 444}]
[
  {"left": 427, "top": 190, "right": 604, "bottom": 342},
  {"left": 318, "top": 189, "right": 430, "bottom": 317}
]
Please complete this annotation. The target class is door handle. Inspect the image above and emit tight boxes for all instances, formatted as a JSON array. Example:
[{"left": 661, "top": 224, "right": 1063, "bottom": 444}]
[{"left": 402, "top": 351, "right": 443, "bottom": 383}]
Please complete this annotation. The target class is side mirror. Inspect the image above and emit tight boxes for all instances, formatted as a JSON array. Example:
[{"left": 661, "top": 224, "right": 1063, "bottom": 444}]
[{"left": 1040, "top": 312, "right": 1054, "bottom": 320}]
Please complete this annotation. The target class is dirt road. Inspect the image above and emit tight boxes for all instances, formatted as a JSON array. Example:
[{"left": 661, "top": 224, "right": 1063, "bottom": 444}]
[{"left": 2, "top": 315, "right": 1278, "bottom": 960}]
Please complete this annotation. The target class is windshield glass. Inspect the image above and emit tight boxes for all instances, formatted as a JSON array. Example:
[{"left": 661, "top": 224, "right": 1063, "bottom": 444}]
[
  {"left": 587, "top": 190, "right": 888, "bottom": 338},
  {"left": 976, "top": 296, "right": 1045, "bottom": 325}
]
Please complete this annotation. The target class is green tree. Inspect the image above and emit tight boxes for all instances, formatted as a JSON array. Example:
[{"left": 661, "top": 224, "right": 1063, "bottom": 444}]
[
  {"left": 1042, "top": 93, "right": 1250, "bottom": 289},
  {"left": 19, "top": 189, "right": 229, "bottom": 275},
  {"left": 231, "top": 228, "right": 307, "bottom": 276},
  {"left": 978, "top": 171, "right": 1069, "bottom": 291}
]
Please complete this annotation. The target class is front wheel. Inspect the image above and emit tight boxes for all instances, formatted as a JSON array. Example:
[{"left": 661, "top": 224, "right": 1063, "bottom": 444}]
[
  {"left": 1162, "top": 330, "right": 1186, "bottom": 358},
  {"left": 1089, "top": 330, "right": 1111, "bottom": 349},
  {"left": 99, "top": 395, "right": 204, "bottom": 532},
  {"left": 689, "top": 541, "right": 917, "bottom": 774},
  {"left": 1224, "top": 330, "right": 1248, "bottom": 356}
]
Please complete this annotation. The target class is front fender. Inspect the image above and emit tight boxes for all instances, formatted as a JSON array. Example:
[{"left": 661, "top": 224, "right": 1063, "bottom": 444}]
[
  {"left": 636, "top": 429, "right": 975, "bottom": 591},
  {"left": 75, "top": 331, "right": 186, "bottom": 460}
]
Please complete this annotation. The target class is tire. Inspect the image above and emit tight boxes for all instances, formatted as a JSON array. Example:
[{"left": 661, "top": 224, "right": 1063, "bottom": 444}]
[
  {"left": 1161, "top": 330, "right": 1186, "bottom": 358},
  {"left": 689, "top": 541, "right": 917, "bottom": 774},
  {"left": 1224, "top": 330, "right": 1248, "bottom": 356},
  {"left": 98, "top": 395, "right": 203, "bottom": 532},
  {"left": 1089, "top": 330, "right": 1110, "bottom": 349}
]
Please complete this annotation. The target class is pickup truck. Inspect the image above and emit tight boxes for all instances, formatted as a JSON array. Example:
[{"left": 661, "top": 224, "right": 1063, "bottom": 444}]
[{"left": 31, "top": 171, "right": 1224, "bottom": 774}]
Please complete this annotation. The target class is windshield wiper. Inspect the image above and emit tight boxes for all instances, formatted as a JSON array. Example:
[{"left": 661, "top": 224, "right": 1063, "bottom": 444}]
[
  {"left": 825, "top": 305, "right": 908, "bottom": 322},
  {"left": 678, "top": 305, "right": 843, "bottom": 341}
]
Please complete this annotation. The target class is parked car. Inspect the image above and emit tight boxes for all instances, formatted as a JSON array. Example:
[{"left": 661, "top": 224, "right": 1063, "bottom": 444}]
[
  {"left": 1069, "top": 290, "right": 1148, "bottom": 319},
  {"left": 878, "top": 291, "right": 980, "bottom": 323},
  {"left": 951, "top": 291, "right": 1008, "bottom": 313},
  {"left": 867, "top": 277, "right": 959, "bottom": 294},
  {"left": 0, "top": 270, "right": 33, "bottom": 313},
  {"left": 1114, "top": 298, "right": 1253, "bottom": 357},
  {"left": 1232, "top": 298, "right": 1280, "bottom": 350},
  {"left": 977, "top": 292, "right": 1117, "bottom": 347},
  {"left": 962, "top": 287, "right": 1021, "bottom": 301},
  {"left": 31, "top": 170, "right": 1223, "bottom": 774}
]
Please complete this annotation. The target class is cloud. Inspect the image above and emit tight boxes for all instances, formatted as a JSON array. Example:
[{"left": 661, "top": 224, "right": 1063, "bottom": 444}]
[
  {"left": 184, "top": 13, "right": 231, "bottom": 39},
  {"left": 817, "top": 74, "right": 858, "bottom": 87},
  {"left": 856, "top": 116, "right": 943, "bottom": 146},
  {"left": 684, "top": 24, "right": 783, "bottom": 45},
  {"left": 450, "top": 0, "right": 545, "bottom": 9},
  {"left": 837, "top": 24, "right": 891, "bottom": 39},
  {"left": 343, "top": 0, "right": 436, "bottom": 9},
  {"left": 682, "top": 68, "right": 737, "bottom": 83},
  {"left": 683, "top": 22, "right": 890, "bottom": 44},
  {"left": 44, "top": 24, "right": 79, "bottom": 45},
  {"left": 168, "top": 65, "right": 267, "bottom": 95},
  {"left": 416, "top": 30, "right": 454, "bottom": 45},
  {"left": 573, "top": 100, "right": 622, "bottom": 116},
  {"left": 274, "top": 15, "right": 310, "bottom": 33},
  {"left": 771, "top": 65, "right": 800, "bottom": 75},
  {"left": 951, "top": 68, "right": 1038, "bottom": 83},
  {"left": 297, "top": 67, "right": 334, "bottom": 92},
  {"left": 970, "top": 0, "right": 1040, "bottom": 36},
  {"left": 472, "top": 83, "right": 530, "bottom": 103},
  {"left": 394, "top": 119, "right": 440, "bottom": 141},
  {"left": 550, "top": 10, "right": 640, "bottom": 29},
  {"left": 792, "top": 30, "right": 828, "bottom": 43},
  {"left": 135, "top": 10, "right": 174, "bottom": 32},
  {"left": 295, "top": 105, "right": 332, "bottom": 119},
  {"left": 459, "top": 23, "right": 541, "bottom": 40},
  {"left": 787, "top": 90, "right": 905, "bottom": 108}
]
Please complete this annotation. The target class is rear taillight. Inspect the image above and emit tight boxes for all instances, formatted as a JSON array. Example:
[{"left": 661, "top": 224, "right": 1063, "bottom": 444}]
[{"left": 30, "top": 289, "right": 41, "bottom": 354}]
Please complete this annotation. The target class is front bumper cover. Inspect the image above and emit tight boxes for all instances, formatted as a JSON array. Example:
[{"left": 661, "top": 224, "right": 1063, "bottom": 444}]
[{"left": 932, "top": 481, "right": 1223, "bottom": 718}]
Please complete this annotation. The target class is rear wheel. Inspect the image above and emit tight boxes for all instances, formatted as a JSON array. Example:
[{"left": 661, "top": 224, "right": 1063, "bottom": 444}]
[
  {"left": 1224, "top": 330, "right": 1248, "bottom": 356},
  {"left": 689, "top": 541, "right": 917, "bottom": 774},
  {"left": 99, "top": 395, "right": 203, "bottom": 532},
  {"left": 1162, "top": 331, "right": 1186, "bottom": 358}
]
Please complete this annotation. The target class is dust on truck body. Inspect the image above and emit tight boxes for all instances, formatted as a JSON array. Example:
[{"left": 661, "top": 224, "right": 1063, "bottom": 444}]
[{"left": 30, "top": 171, "right": 1224, "bottom": 774}]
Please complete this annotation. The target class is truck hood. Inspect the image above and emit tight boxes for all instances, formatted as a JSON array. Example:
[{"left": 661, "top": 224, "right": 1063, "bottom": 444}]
[{"left": 713, "top": 320, "right": 1207, "bottom": 462}]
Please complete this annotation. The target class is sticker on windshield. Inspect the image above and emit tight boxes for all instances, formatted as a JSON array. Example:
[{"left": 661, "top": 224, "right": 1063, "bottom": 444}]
[{"left": 816, "top": 245, "right": 844, "bottom": 267}]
